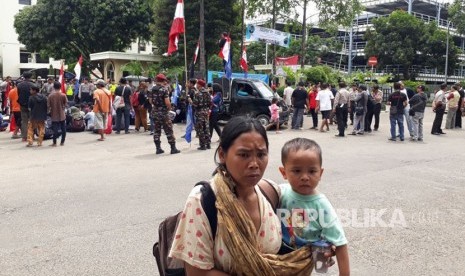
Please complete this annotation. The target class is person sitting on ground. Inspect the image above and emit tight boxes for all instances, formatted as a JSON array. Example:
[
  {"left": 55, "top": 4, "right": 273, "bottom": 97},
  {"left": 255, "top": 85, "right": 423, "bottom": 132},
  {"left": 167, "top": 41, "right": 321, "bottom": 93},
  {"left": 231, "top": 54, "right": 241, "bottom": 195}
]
[
  {"left": 169, "top": 116, "right": 314, "bottom": 276},
  {"left": 0, "top": 113, "right": 8, "bottom": 131},
  {"left": 84, "top": 106, "right": 95, "bottom": 131},
  {"left": 237, "top": 84, "right": 249, "bottom": 97},
  {"left": 278, "top": 138, "right": 350, "bottom": 275}
]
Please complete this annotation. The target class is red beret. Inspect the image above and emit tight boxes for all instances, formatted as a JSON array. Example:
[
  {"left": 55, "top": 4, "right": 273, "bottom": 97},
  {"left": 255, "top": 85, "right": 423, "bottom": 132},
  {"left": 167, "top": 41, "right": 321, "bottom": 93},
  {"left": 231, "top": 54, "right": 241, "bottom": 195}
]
[
  {"left": 156, "top": 73, "right": 167, "bottom": 82},
  {"left": 197, "top": 79, "right": 206, "bottom": 87}
]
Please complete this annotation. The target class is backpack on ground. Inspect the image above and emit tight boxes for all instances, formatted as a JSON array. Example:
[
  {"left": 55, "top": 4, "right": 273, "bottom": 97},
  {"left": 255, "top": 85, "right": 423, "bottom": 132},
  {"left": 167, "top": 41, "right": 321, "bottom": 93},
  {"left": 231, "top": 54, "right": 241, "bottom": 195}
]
[
  {"left": 153, "top": 180, "right": 279, "bottom": 276},
  {"left": 67, "top": 117, "right": 85, "bottom": 132},
  {"left": 131, "top": 91, "right": 140, "bottom": 107}
]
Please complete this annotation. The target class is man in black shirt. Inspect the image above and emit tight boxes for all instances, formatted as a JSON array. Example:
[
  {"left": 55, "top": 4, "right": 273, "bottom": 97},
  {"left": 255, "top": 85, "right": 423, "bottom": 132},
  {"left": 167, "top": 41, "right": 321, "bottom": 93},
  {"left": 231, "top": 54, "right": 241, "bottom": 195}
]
[
  {"left": 387, "top": 82, "right": 407, "bottom": 141},
  {"left": 17, "top": 71, "right": 34, "bottom": 141},
  {"left": 291, "top": 81, "right": 308, "bottom": 130},
  {"left": 455, "top": 83, "right": 464, "bottom": 128}
]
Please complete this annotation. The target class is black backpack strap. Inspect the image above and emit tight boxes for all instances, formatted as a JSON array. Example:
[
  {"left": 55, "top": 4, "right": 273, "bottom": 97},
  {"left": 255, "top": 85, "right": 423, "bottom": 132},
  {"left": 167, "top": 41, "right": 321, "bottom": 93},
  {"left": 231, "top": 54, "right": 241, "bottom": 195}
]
[
  {"left": 195, "top": 181, "right": 218, "bottom": 240},
  {"left": 257, "top": 179, "right": 280, "bottom": 212}
]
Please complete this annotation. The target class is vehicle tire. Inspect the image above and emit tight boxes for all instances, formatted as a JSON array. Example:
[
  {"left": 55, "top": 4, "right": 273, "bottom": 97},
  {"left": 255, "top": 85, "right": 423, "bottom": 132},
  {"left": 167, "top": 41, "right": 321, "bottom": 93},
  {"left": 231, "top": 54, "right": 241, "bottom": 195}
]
[{"left": 256, "top": 114, "right": 270, "bottom": 126}]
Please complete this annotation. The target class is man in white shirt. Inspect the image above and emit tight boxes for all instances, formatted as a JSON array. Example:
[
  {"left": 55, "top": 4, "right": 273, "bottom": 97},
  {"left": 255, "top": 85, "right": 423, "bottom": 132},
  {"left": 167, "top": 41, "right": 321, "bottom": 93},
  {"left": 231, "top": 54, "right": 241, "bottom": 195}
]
[
  {"left": 316, "top": 83, "right": 334, "bottom": 132},
  {"left": 283, "top": 81, "right": 294, "bottom": 107}
]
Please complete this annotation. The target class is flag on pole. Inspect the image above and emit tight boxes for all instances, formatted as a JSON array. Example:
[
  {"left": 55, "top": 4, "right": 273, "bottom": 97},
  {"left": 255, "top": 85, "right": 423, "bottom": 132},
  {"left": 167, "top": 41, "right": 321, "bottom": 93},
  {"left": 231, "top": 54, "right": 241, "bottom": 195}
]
[
  {"left": 73, "top": 56, "right": 83, "bottom": 97},
  {"left": 185, "top": 104, "right": 193, "bottom": 143},
  {"left": 171, "top": 78, "right": 181, "bottom": 106},
  {"left": 165, "top": 0, "right": 185, "bottom": 56},
  {"left": 193, "top": 40, "right": 200, "bottom": 64},
  {"left": 219, "top": 36, "right": 232, "bottom": 79},
  {"left": 58, "top": 61, "right": 66, "bottom": 94},
  {"left": 74, "top": 55, "right": 83, "bottom": 81},
  {"left": 240, "top": 46, "right": 248, "bottom": 78}
]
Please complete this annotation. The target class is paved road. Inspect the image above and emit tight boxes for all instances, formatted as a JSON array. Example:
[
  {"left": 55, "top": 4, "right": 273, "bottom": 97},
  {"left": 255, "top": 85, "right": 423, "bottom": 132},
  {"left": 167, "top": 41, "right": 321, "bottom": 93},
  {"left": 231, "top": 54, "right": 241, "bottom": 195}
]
[{"left": 1, "top": 108, "right": 464, "bottom": 276}]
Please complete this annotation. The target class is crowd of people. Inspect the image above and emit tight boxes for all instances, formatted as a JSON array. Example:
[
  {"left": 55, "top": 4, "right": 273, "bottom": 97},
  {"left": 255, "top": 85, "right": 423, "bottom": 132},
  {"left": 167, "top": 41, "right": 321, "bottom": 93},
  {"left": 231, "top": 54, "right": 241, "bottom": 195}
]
[
  {"left": 0, "top": 72, "right": 225, "bottom": 153},
  {"left": 281, "top": 80, "right": 465, "bottom": 141},
  {"left": 1, "top": 71, "right": 464, "bottom": 151}
]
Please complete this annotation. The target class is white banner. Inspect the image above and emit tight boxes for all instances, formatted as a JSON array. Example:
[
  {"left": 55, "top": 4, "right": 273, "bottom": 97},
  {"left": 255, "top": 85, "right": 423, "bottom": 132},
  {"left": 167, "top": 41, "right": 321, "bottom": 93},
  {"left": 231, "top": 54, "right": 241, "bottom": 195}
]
[{"left": 246, "top": 24, "right": 291, "bottom": 48}]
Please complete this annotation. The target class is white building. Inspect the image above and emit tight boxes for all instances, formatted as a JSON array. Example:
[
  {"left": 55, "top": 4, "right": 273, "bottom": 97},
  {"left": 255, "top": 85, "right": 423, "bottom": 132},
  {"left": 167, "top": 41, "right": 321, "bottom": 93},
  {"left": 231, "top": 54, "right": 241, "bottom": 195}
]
[
  {"left": 1, "top": 0, "right": 160, "bottom": 80},
  {"left": 0, "top": 0, "right": 45, "bottom": 79}
]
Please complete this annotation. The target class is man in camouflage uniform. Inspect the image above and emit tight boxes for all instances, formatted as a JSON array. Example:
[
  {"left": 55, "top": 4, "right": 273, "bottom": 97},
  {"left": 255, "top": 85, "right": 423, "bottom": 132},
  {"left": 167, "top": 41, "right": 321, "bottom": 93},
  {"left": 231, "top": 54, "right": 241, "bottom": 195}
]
[
  {"left": 192, "top": 79, "right": 211, "bottom": 150},
  {"left": 149, "top": 74, "right": 180, "bottom": 155}
]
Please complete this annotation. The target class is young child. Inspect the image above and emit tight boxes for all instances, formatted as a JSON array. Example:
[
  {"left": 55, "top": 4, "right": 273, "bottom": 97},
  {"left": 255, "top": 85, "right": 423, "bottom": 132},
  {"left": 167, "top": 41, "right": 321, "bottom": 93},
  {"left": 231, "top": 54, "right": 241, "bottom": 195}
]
[
  {"left": 266, "top": 97, "right": 281, "bottom": 133},
  {"left": 279, "top": 138, "right": 350, "bottom": 275}
]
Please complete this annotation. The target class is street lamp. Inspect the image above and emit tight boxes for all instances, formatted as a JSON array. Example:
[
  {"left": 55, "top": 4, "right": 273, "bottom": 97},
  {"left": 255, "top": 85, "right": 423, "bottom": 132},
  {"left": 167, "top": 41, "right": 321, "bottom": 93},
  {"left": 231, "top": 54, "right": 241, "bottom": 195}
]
[{"left": 445, "top": 20, "right": 451, "bottom": 84}]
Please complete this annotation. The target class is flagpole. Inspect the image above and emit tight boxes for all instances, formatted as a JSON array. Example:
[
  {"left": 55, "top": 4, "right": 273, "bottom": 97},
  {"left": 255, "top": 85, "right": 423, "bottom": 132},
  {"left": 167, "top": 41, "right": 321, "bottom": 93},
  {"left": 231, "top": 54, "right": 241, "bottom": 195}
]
[{"left": 183, "top": 2, "right": 188, "bottom": 85}]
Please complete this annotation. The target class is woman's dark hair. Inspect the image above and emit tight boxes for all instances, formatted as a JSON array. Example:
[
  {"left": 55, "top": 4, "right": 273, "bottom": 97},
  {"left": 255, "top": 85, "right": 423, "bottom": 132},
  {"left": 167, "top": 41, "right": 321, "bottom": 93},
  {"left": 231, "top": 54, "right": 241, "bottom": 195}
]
[{"left": 214, "top": 116, "right": 268, "bottom": 167}]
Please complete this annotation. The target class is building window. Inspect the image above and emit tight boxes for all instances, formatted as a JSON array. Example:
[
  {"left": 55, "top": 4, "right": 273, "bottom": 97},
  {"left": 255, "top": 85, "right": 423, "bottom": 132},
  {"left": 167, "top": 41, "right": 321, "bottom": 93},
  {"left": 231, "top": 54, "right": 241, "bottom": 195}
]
[
  {"left": 138, "top": 42, "right": 146, "bottom": 52},
  {"left": 19, "top": 0, "right": 32, "bottom": 5},
  {"left": 20, "top": 52, "right": 30, "bottom": 63}
]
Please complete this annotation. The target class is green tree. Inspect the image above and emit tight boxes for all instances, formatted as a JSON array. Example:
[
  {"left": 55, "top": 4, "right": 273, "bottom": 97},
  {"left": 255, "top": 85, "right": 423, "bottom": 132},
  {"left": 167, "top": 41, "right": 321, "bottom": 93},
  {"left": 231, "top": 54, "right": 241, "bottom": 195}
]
[
  {"left": 14, "top": 0, "right": 151, "bottom": 76},
  {"left": 421, "top": 22, "right": 459, "bottom": 75},
  {"left": 152, "top": 0, "right": 241, "bottom": 76},
  {"left": 246, "top": 42, "right": 267, "bottom": 67},
  {"left": 364, "top": 10, "right": 425, "bottom": 79},
  {"left": 449, "top": 0, "right": 465, "bottom": 34}
]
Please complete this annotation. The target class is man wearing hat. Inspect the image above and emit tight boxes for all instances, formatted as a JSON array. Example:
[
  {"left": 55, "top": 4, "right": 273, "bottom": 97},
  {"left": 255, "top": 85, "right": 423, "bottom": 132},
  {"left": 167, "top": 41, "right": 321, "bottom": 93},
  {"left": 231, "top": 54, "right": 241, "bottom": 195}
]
[
  {"left": 93, "top": 80, "right": 111, "bottom": 141},
  {"left": 149, "top": 73, "right": 180, "bottom": 154},
  {"left": 192, "top": 79, "right": 211, "bottom": 150}
]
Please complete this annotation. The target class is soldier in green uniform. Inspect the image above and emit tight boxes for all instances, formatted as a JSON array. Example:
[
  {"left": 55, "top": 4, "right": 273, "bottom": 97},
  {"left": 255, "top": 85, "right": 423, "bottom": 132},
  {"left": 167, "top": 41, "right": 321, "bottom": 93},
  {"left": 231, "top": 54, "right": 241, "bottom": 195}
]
[
  {"left": 192, "top": 79, "right": 211, "bottom": 150},
  {"left": 149, "top": 74, "right": 180, "bottom": 155}
]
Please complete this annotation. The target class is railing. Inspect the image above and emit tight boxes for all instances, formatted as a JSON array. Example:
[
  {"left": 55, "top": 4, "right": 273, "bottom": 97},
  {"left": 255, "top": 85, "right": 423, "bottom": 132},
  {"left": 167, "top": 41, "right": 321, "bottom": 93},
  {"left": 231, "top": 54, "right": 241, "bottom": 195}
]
[{"left": 353, "top": 11, "right": 455, "bottom": 31}]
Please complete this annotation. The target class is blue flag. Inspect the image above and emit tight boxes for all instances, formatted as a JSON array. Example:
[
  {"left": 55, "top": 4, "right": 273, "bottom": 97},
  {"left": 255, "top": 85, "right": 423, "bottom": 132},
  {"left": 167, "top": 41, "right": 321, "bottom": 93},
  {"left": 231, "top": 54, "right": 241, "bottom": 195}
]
[
  {"left": 185, "top": 104, "right": 194, "bottom": 143},
  {"left": 171, "top": 78, "right": 181, "bottom": 106},
  {"left": 225, "top": 57, "right": 232, "bottom": 79}
]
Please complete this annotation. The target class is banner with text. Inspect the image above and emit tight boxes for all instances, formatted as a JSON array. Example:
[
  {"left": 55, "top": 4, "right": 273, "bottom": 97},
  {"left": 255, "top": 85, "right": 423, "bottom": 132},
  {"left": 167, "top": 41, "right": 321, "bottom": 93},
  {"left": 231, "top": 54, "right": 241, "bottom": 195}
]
[{"left": 246, "top": 24, "right": 291, "bottom": 48}]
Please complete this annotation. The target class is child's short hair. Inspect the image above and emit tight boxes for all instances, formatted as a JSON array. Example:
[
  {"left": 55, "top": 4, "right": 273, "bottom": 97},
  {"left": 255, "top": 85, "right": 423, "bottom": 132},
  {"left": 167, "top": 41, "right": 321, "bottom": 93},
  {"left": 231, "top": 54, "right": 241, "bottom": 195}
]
[
  {"left": 281, "top": 138, "right": 322, "bottom": 166},
  {"left": 271, "top": 97, "right": 278, "bottom": 104}
]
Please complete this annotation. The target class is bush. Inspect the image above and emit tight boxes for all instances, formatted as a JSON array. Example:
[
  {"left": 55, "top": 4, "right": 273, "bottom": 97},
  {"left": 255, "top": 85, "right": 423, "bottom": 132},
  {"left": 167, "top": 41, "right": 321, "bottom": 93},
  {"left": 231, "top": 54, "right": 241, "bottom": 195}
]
[
  {"left": 302, "top": 66, "right": 328, "bottom": 84},
  {"left": 276, "top": 86, "right": 285, "bottom": 98}
]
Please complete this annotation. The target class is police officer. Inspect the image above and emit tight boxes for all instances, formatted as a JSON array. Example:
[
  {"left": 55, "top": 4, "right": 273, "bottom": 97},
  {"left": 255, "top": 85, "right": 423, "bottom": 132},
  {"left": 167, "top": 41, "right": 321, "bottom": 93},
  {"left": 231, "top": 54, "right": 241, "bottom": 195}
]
[
  {"left": 149, "top": 74, "right": 180, "bottom": 155},
  {"left": 191, "top": 79, "right": 211, "bottom": 150}
]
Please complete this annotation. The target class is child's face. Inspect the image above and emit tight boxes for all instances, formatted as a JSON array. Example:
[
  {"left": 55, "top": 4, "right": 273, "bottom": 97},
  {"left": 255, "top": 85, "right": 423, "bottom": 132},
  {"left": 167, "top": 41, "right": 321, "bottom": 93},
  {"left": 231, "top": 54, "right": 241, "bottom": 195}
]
[{"left": 279, "top": 149, "right": 324, "bottom": 195}]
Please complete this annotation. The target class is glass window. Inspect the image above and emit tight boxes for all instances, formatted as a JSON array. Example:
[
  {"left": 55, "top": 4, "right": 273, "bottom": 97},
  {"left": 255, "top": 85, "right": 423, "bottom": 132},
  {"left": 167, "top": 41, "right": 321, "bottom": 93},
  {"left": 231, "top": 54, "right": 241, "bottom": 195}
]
[
  {"left": 254, "top": 82, "right": 274, "bottom": 98},
  {"left": 19, "top": 0, "right": 32, "bottom": 5}
]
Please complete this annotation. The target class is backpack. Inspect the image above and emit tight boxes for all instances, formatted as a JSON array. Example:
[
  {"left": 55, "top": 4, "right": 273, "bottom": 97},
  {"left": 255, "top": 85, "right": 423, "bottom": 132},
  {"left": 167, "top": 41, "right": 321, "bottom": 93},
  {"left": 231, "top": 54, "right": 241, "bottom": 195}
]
[
  {"left": 153, "top": 180, "right": 279, "bottom": 276},
  {"left": 68, "top": 117, "right": 85, "bottom": 132},
  {"left": 367, "top": 93, "right": 376, "bottom": 110},
  {"left": 131, "top": 91, "right": 140, "bottom": 107}
]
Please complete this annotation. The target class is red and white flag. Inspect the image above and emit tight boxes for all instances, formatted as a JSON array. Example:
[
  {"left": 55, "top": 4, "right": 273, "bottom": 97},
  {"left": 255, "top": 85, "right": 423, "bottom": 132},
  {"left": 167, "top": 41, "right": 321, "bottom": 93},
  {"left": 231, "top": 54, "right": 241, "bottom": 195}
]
[
  {"left": 218, "top": 36, "right": 231, "bottom": 62},
  {"left": 74, "top": 55, "right": 83, "bottom": 81},
  {"left": 165, "top": 0, "right": 185, "bottom": 56},
  {"left": 240, "top": 46, "right": 248, "bottom": 72},
  {"left": 193, "top": 40, "right": 200, "bottom": 64},
  {"left": 58, "top": 61, "right": 66, "bottom": 94}
]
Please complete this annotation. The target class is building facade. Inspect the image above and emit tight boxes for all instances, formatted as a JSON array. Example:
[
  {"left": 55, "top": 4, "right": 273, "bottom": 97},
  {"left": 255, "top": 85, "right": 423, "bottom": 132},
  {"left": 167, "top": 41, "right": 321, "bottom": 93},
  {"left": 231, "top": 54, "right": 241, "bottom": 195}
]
[{"left": 1, "top": 0, "right": 159, "bottom": 80}]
